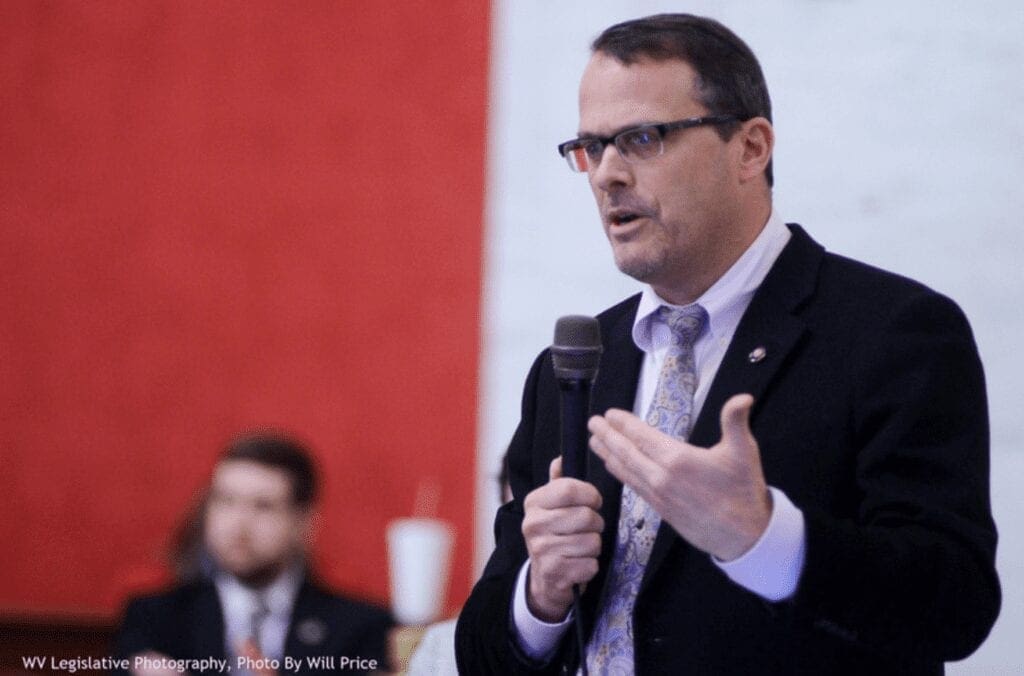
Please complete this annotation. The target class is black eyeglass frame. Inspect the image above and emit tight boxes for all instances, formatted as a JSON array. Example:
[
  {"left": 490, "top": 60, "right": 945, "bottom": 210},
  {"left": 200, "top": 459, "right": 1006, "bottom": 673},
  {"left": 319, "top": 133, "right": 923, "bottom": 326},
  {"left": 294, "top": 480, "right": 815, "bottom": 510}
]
[{"left": 556, "top": 114, "right": 742, "bottom": 172}]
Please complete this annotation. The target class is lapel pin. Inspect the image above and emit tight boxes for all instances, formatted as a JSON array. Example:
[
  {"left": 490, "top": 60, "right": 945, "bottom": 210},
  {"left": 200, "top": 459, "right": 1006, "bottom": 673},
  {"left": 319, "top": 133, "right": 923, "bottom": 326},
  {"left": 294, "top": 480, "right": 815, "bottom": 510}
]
[
  {"left": 296, "top": 618, "right": 327, "bottom": 646},
  {"left": 748, "top": 346, "right": 767, "bottom": 363}
]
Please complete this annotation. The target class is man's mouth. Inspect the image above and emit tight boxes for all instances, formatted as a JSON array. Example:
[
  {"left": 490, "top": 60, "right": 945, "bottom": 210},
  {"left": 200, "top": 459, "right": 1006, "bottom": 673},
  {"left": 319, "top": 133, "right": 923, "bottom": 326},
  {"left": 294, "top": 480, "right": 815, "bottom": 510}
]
[{"left": 608, "top": 210, "right": 645, "bottom": 226}]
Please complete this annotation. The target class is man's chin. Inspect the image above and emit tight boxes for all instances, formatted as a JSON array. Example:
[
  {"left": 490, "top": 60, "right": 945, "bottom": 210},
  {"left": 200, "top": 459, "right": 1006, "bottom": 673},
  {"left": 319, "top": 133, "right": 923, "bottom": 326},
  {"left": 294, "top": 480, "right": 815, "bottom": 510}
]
[
  {"left": 220, "top": 560, "right": 285, "bottom": 588},
  {"left": 613, "top": 252, "right": 661, "bottom": 284}
]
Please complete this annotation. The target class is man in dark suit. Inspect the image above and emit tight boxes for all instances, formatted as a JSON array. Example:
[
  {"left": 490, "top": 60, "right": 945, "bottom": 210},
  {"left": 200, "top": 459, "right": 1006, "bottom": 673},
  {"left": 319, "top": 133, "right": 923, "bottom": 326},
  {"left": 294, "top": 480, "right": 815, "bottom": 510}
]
[
  {"left": 115, "top": 433, "right": 391, "bottom": 675},
  {"left": 456, "top": 13, "right": 1000, "bottom": 675}
]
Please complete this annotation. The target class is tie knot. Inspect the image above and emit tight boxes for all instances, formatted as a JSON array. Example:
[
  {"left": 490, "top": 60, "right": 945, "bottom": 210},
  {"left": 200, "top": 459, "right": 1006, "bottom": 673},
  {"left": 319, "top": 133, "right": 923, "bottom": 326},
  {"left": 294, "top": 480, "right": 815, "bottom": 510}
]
[
  {"left": 252, "top": 592, "right": 270, "bottom": 619},
  {"left": 657, "top": 304, "right": 707, "bottom": 348}
]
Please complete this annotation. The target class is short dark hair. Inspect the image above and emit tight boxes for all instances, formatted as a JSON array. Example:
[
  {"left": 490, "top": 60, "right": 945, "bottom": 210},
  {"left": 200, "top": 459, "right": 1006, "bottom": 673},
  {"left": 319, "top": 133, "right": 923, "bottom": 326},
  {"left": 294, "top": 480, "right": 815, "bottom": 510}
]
[
  {"left": 592, "top": 14, "right": 774, "bottom": 187},
  {"left": 220, "top": 431, "right": 319, "bottom": 508}
]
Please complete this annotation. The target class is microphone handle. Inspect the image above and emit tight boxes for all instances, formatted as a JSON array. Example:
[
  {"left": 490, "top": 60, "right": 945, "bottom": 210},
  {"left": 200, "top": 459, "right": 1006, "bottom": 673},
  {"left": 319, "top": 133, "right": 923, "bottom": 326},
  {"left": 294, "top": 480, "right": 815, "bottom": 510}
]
[
  {"left": 557, "top": 377, "right": 593, "bottom": 676},
  {"left": 558, "top": 379, "right": 591, "bottom": 480}
]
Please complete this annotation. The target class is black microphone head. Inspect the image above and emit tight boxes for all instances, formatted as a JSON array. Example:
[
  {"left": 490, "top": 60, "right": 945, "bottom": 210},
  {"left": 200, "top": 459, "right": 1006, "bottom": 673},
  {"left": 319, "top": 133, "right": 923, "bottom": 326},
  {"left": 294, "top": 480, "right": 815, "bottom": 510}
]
[{"left": 552, "top": 315, "right": 603, "bottom": 381}]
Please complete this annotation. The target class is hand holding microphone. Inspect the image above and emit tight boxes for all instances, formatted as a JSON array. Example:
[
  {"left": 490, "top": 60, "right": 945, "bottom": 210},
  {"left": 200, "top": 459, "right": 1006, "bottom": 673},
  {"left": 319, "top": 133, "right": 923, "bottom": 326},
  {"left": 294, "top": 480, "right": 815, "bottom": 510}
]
[
  {"left": 521, "top": 316, "right": 604, "bottom": 623},
  {"left": 522, "top": 456, "right": 603, "bottom": 622}
]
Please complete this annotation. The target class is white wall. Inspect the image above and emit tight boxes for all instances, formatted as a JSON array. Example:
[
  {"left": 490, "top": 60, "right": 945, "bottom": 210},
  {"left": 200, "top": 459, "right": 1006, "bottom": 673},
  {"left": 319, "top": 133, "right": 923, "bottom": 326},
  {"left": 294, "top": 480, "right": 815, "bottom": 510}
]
[{"left": 478, "top": 2, "right": 1024, "bottom": 671}]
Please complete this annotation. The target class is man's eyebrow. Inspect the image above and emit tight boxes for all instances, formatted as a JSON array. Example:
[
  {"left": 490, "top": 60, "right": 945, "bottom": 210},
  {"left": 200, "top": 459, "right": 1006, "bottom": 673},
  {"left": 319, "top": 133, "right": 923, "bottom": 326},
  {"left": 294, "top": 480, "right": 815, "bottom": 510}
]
[{"left": 575, "top": 121, "right": 656, "bottom": 140}]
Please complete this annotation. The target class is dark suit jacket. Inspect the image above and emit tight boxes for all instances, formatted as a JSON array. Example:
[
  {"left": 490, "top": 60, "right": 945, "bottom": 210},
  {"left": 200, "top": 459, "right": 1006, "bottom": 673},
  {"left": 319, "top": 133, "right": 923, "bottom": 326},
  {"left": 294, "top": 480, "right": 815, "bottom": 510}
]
[
  {"left": 456, "top": 225, "right": 1000, "bottom": 675},
  {"left": 115, "top": 575, "right": 392, "bottom": 674}
]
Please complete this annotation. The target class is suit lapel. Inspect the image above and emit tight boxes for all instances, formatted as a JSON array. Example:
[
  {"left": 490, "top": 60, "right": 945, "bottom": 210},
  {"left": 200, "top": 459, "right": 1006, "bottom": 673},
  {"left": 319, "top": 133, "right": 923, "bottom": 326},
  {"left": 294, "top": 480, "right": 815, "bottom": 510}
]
[
  {"left": 283, "top": 579, "right": 333, "bottom": 661},
  {"left": 192, "top": 583, "right": 228, "bottom": 662},
  {"left": 589, "top": 295, "right": 644, "bottom": 510},
  {"left": 582, "top": 296, "right": 643, "bottom": 624},
  {"left": 639, "top": 225, "right": 824, "bottom": 594}
]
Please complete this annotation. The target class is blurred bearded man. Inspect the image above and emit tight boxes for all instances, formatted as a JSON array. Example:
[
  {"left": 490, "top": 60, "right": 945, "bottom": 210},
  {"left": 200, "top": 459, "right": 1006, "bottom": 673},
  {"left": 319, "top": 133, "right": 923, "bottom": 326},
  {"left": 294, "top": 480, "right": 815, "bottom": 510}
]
[{"left": 115, "top": 433, "right": 391, "bottom": 675}]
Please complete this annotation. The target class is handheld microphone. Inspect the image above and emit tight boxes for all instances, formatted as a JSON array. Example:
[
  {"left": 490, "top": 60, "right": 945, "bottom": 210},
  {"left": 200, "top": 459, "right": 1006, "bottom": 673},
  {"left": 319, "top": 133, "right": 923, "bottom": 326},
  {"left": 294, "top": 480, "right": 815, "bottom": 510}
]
[
  {"left": 551, "top": 315, "right": 602, "bottom": 675},
  {"left": 551, "top": 315, "right": 603, "bottom": 481}
]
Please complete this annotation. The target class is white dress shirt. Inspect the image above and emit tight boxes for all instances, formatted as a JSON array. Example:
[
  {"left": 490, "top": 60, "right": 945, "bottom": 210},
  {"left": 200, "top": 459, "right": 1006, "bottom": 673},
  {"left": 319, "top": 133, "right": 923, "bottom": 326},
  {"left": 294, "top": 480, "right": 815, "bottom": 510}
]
[
  {"left": 513, "top": 210, "right": 807, "bottom": 660},
  {"left": 406, "top": 618, "right": 459, "bottom": 676},
  {"left": 214, "top": 564, "right": 303, "bottom": 662}
]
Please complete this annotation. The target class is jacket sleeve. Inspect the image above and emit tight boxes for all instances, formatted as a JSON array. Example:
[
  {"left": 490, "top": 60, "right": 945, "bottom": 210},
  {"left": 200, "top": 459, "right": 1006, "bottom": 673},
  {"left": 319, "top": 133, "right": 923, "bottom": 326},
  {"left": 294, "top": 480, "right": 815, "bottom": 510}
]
[
  {"left": 111, "top": 596, "right": 164, "bottom": 672},
  {"left": 789, "top": 289, "right": 1000, "bottom": 662}
]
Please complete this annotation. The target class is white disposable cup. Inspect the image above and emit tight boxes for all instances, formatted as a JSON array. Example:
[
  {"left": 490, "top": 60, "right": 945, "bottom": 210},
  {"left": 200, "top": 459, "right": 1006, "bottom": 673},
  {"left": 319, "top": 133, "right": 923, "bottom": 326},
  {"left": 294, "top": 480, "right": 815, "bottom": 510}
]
[{"left": 386, "top": 517, "right": 455, "bottom": 625}]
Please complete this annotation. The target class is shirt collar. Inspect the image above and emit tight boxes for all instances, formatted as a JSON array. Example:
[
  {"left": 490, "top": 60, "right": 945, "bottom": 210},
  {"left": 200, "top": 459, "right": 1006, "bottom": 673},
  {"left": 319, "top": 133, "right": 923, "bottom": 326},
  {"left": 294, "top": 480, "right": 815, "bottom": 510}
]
[
  {"left": 215, "top": 562, "right": 304, "bottom": 617},
  {"left": 632, "top": 209, "right": 791, "bottom": 352}
]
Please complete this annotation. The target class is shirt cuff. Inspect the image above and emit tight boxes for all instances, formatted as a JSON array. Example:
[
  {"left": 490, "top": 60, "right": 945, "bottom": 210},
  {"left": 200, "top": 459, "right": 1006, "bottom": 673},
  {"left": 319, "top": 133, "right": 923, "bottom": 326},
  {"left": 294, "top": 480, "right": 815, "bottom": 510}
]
[
  {"left": 510, "top": 560, "right": 574, "bottom": 661},
  {"left": 714, "top": 486, "right": 806, "bottom": 601}
]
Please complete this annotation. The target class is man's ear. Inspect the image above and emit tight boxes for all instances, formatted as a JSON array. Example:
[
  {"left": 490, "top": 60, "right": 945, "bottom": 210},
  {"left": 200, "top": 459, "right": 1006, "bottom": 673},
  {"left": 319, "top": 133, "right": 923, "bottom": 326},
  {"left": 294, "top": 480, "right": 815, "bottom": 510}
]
[{"left": 737, "top": 117, "right": 774, "bottom": 184}]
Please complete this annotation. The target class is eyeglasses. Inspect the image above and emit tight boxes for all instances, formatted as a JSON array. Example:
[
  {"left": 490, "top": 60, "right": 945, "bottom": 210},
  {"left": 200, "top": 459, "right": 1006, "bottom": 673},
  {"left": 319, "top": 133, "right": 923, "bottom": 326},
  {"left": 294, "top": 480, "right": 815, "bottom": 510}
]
[{"left": 556, "top": 115, "right": 740, "bottom": 173}]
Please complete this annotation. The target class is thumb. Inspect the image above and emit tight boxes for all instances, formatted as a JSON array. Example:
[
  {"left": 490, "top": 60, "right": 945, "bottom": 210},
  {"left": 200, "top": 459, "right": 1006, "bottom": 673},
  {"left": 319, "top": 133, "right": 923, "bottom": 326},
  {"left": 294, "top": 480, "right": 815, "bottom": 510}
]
[
  {"left": 720, "top": 393, "right": 756, "bottom": 451},
  {"left": 548, "top": 456, "right": 563, "bottom": 481}
]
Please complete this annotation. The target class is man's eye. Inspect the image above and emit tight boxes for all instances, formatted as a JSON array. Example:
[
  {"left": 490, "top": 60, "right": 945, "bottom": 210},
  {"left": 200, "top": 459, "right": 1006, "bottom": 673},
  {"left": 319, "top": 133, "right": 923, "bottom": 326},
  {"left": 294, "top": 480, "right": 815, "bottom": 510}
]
[
  {"left": 209, "top": 493, "right": 232, "bottom": 507},
  {"left": 623, "top": 129, "right": 658, "bottom": 148},
  {"left": 583, "top": 140, "right": 605, "bottom": 158}
]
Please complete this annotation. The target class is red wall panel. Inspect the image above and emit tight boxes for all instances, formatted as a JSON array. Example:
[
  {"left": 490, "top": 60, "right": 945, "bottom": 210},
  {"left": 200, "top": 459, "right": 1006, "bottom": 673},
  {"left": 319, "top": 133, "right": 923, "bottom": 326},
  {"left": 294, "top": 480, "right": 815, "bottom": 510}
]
[{"left": 0, "top": 0, "right": 488, "bottom": 619}]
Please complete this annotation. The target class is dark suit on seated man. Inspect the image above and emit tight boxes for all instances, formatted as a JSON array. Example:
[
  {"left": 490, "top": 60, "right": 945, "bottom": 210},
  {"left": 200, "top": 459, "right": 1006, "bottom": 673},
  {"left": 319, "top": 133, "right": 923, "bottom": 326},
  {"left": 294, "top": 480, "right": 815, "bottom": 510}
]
[
  {"left": 115, "top": 433, "right": 391, "bottom": 675},
  {"left": 456, "top": 13, "right": 1000, "bottom": 676}
]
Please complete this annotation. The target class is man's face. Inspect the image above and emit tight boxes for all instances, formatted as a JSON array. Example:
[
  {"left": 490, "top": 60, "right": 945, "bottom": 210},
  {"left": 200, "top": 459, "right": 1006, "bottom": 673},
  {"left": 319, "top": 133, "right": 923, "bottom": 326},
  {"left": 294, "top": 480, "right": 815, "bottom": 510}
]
[
  {"left": 579, "top": 53, "right": 746, "bottom": 303},
  {"left": 204, "top": 460, "right": 309, "bottom": 584}
]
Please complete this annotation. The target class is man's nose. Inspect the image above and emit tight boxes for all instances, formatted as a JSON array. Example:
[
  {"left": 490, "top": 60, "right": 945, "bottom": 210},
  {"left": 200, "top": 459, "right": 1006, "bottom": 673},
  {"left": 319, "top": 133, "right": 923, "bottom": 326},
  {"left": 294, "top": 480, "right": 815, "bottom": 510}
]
[
  {"left": 224, "top": 504, "right": 256, "bottom": 527},
  {"left": 590, "top": 143, "right": 634, "bottom": 192}
]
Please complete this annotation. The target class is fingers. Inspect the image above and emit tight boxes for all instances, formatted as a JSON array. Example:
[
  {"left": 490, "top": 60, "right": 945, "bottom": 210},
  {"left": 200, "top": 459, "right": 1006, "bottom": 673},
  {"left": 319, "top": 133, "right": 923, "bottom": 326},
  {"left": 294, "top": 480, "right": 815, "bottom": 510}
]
[
  {"left": 523, "top": 503, "right": 604, "bottom": 541},
  {"left": 597, "top": 408, "right": 693, "bottom": 463},
  {"left": 521, "top": 471, "right": 604, "bottom": 622},
  {"left": 522, "top": 478, "right": 604, "bottom": 543},
  {"left": 588, "top": 410, "right": 677, "bottom": 492},
  {"left": 524, "top": 526, "right": 602, "bottom": 623},
  {"left": 525, "top": 475, "right": 602, "bottom": 512},
  {"left": 525, "top": 528, "right": 603, "bottom": 559}
]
